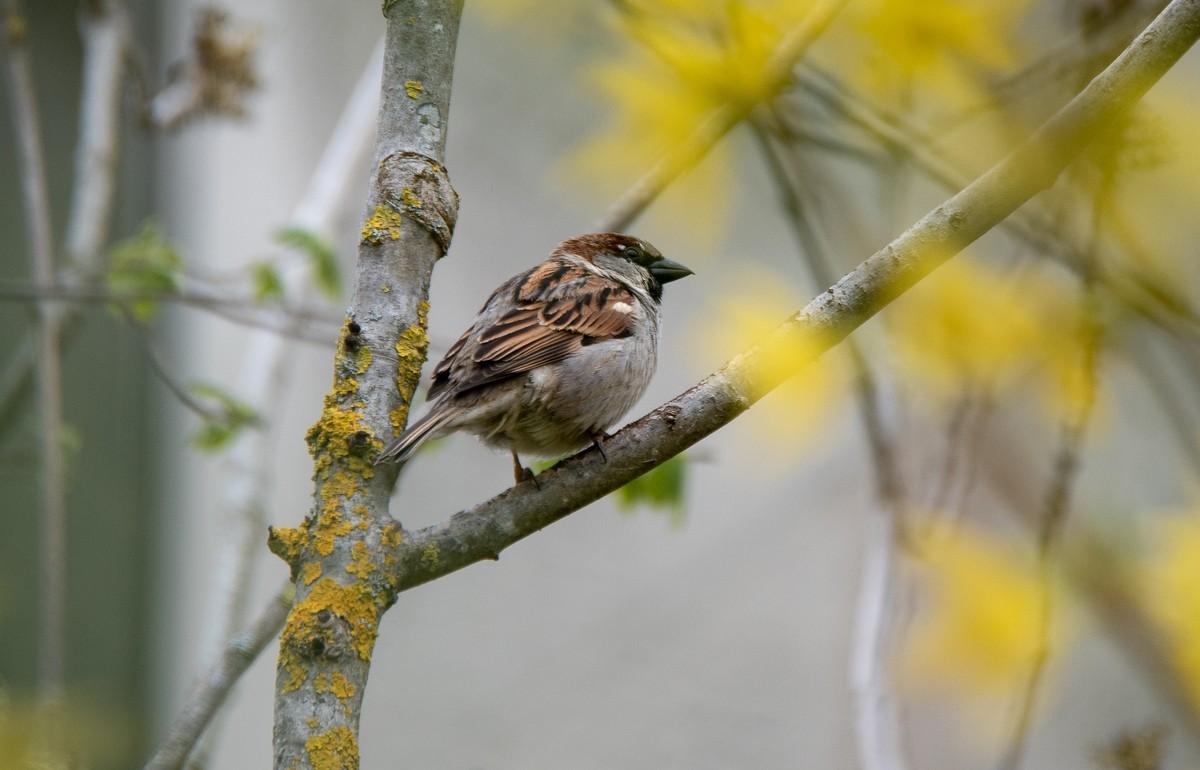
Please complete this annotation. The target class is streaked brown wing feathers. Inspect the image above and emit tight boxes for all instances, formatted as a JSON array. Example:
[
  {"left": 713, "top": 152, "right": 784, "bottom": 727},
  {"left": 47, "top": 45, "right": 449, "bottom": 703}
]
[{"left": 431, "top": 258, "right": 636, "bottom": 396}]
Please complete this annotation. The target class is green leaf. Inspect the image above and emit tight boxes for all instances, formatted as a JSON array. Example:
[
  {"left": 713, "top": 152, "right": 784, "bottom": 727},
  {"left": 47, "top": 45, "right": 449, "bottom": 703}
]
[
  {"left": 189, "top": 383, "right": 260, "bottom": 452},
  {"left": 276, "top": 227, "right": 340, "bottom": 300},
  {"left": 251, "top": 261, "right": 284, "bottom": 303},
  {"left": 615, "top": 454, "right": 688, "bottom": 527},
  {"left": 106, "top": 222, "right": 182, "bottom": 321}
]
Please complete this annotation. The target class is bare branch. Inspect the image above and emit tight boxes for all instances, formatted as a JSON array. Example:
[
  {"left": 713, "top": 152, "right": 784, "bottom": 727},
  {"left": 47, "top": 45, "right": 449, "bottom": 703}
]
[
  {"left": 0, "top": 0, "right": 128, "bottom": 435},
  {"left": 63, "top": 0, "right": 128, "bottom": 282},
  {"left": 786, "top": 65, "right": 1200, "bottom": 341},
  {"left": 0, "top": 283, "right": 340, "bottom": 344},
  {"left": 267, "top": 3, "right": 463, "bottom": 768},
  {"left": 1000, "top": 219, "right": 1105, "bottom": 770},
  {"left": 143, "top": 588, "right": 292, "bottom": 770}
]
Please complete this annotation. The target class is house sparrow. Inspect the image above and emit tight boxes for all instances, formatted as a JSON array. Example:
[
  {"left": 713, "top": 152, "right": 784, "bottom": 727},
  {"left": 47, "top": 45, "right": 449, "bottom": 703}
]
[{"left": 376, "top": 232, "right": 693, "bottom": 483}]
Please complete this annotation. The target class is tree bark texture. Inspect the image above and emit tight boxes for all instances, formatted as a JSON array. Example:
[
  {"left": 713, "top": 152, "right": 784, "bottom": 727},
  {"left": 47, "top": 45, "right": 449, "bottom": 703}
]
[{"left": 267, "top": 3, "right": 463, "bottom": 769}]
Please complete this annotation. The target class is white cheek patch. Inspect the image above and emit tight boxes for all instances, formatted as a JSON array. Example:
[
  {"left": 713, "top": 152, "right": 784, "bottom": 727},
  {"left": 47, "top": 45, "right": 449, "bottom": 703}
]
[{"left": 612, "top": 301, "right": 634, "bottom": 314}]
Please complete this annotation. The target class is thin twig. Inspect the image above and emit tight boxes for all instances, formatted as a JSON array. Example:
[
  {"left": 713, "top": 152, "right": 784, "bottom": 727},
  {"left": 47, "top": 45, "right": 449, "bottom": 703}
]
[
  {"left": 0, "top": 0, "right": 127, "bottom": 435},
  {"left": 143, "top": 588, "right": 292, "bottom": 770},
  {"left": 4, "top": 0, "right": 66, "bottom": 703},
  {"left": 998, "top": 189, "right": 1107, "bottom": 770},
  {"left": 63, "top": 0, "right": 128, "bottom": 282},
  {"left": 595, "top": 0, "right": 850, "bottom": 232},
  {"left": 123, "top": 311, "right": 225, "bottom": 423},
  {"left": 753, "top": 121, "right": 913, "bottom": 770},
  {"left": 785, "top": 68, "right": 1200, "bottom": 342},
  {"left": 0, "top": 283, "right": 339, "bottom": 345}
]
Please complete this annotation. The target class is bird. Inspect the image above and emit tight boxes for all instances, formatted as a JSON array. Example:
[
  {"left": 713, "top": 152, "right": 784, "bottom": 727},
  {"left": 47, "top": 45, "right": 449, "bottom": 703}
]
[{"left": 375, "top": 232, "right": 693, "bottom": 484}]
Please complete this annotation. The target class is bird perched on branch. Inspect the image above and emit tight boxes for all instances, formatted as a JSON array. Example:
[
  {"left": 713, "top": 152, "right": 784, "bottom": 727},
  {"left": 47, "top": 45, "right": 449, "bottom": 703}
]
[{"left": 375, "top": 232, "right": 693, "bottom": 483}]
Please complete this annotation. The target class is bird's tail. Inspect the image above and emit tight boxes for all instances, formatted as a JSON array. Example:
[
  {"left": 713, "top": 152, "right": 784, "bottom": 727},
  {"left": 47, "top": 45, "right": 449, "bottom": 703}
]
[{"left": 375, "top": 407, "right": 451, "bottom": 466}]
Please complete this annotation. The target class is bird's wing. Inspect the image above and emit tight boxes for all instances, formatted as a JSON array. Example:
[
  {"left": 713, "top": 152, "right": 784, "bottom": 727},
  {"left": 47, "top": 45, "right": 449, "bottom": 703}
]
[{"left": 428, "top": 258, "right": 637, "bottom": 398}]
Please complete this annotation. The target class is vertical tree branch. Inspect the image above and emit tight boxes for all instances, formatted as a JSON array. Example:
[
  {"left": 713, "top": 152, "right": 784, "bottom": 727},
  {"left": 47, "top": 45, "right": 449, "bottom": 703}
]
[
  {"left": 0, "top": 0, "right": 127, "bottom": 432},
  {"left": 189, "top": 39, "right": 382, "bottom": 770},
  {"left": 999, "top": 286, "right": 1104, "bottom": 770},
  {"left": 3, "top": 0, "right": 65, "bottom": 703},
  {"left": 63, "top": 0, "right": 127, "bottom": 281},
  {"left": 267, "top": 3, "right": 462, "bottom": 768}
]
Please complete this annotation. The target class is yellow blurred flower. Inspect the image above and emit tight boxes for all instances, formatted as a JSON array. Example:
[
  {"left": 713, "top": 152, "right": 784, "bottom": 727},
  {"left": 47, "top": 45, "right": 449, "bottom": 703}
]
[
  {"left": 1140, "top": 513, "right": 1200, "bottom": 709},
  {"left": 831, "top": 0, "right": 1034, "bottom": 108},
  {"left": 695, "top": 270, "right": 846, "bottom": 451},
  {"left": 1101, "top": 90, "right": 1200, "bottom": 296},
  {"left": 470, "top": 0, "right": 593, "bottom": 31},
  {"left": 888, "top": 257, "right": 1095, "bottom": 421},
  {"left": 902, "top": 528, "right": 1063, "bottom": 696},
  {"left": 566, "top": 1, "right": 817, "bottom": 244}
]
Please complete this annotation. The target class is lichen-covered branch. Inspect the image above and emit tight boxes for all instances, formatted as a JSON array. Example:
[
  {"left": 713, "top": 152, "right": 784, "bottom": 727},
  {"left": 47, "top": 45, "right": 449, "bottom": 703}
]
[
  {"left": 266, "top": 3, "right": 463, "bottom": 768},
  {"left": 187, "top": 40, "right": 381, "bottom": 770},
  {"left": 382, "top": 0, "right": 1200, "bottom": 600}
]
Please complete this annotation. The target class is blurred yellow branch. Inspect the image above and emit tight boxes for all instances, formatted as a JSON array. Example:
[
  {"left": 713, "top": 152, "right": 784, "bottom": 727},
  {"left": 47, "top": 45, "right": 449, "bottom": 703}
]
[{"left": 594, "top": 0, "right": 850, "bottom": 232}]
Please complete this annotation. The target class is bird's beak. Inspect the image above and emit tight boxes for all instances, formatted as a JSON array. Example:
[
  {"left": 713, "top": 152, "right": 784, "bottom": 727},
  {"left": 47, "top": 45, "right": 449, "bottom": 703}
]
[{"left": 649, "top": 258, "right": 694, "bottom": 284}]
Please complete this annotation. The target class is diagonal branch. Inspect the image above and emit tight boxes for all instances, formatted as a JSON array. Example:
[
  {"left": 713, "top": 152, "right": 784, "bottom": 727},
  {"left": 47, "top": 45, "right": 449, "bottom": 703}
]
[
  {"left": 144, "top": 588, "right": 292, "bottom": 770},
  {"left": 383, "top": 0, "right": 1200, "bottom": 598}
]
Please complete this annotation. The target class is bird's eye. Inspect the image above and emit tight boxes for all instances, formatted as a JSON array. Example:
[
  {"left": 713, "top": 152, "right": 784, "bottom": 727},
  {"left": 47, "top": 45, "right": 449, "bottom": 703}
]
[{"left": 623, "top": 245, "right": 643, "bottom": 261}]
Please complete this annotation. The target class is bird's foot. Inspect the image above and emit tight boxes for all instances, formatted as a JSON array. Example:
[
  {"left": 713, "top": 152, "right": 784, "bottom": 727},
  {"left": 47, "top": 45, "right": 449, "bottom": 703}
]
[
  {"left": 511, "top": 451, "right": 540, "bottom": 489},
  {"left": 590, "top": 430, "right": 611, "bottom": 463}
]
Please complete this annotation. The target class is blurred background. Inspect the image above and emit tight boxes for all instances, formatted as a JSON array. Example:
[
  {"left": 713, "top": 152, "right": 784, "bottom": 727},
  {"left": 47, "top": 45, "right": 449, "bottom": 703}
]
[{"left": 3, "top": 0, "right": 1200, "bottom": 768}]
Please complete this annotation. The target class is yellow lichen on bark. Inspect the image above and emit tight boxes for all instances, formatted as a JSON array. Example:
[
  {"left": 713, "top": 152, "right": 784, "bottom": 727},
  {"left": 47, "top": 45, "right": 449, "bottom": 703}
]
[
  {"left": 280, "top": 653, "right": 309, "bottom": 695},
  {"left": 381, "top": 521, "right": 404, "bottom": 549},
  {"left": 305, "top": 726, "right": 359, "bottom": 770},
  {"left": 400, "top": 187, "right": 422, "bottom": 208},
  {"left": 301, "top": 562, "right": 322, "bottom": 586},
  {"left": 403, "top": 79, "right": 423, "bottom": 99},
  {"left": 269, "top": 525, "right": 307, "bottom": 567},
  {"left": 360, "top": 204, "right": 404, "bottom": 245},
  {"left": 314, "top": 671, "right": 357, "bottom": 701},
  {"left": 346, "top": 541, "right": 377, "bottom": 580},
  {"left": 282, "top": 578, "right": 381, "bottom": 663},
  {"left": 390, "top": 300, "right": 431, "bottom": 434}
]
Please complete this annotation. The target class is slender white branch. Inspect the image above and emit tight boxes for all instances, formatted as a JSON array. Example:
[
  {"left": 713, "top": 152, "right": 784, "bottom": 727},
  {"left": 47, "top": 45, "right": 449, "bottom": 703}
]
[{"left": 63, "top": 0, "right": 128, "bottom": 283}]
